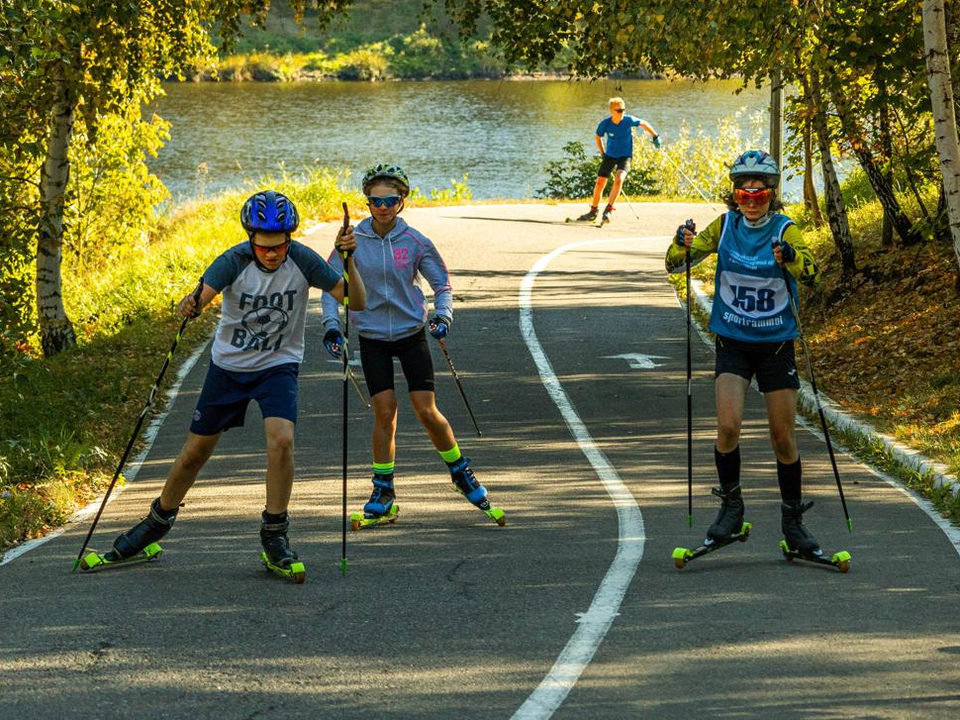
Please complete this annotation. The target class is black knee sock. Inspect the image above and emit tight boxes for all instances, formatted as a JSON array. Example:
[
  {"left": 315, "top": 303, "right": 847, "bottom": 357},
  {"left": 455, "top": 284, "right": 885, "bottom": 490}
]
[
  {"left": 777, "top": 457, "right": 802, "bottom": 502},
  {"left": 715, "top": 446, "right": 741, "bottom": 489}
]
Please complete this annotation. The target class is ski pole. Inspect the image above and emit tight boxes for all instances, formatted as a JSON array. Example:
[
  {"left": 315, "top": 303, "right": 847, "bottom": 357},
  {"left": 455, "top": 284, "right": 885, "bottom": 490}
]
[
  {"left": 683, "top": 220, "right": 695, "bottom": 528},
  {"left": 347, "top": 366, "right": 370, "bottom": 409},
  {"left": 777, "top": 255, "right": 852, "bottom": 531},
  {"left": 660, "top": 151, "right": 724, "bottom": 214},
  {"left": 340, "top": 201, "right": 352, "bottom": 575},
  {"left": 616, "top": 185, "right": 642, "bottom": 221},
  {"left": 437, "top": 338, "right": 482, "bottom": 437},
  {"left": 71, "top": 278, "right": 204, "bottom": 572}
]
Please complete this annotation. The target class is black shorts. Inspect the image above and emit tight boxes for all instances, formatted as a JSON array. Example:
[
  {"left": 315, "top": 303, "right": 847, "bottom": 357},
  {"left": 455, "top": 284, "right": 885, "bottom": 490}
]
[
  {"left": 598, "top": 155, "right": 631, "bottom": 178},
  {"left": 359, "top": 329, "right": 435, "bottom": 397},
  {"left": 715, "top": 336, "right": 800, "bottom": 393}
]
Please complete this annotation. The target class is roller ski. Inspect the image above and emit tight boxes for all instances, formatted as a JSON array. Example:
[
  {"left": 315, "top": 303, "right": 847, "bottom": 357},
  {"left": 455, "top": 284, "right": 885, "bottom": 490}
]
[
  {"left": 259, "top": 511, "right": 305, "bottom": 584},
  {"left": 79, "top": 542, "right": 163, "bottom": 572},
  {"left": 350, "top": 475, "right": 400, "bottom": 531},
  {"left": 778, "top": 500, "right": 850, "bottom": 573},
  {"left": 79, "top": 497, "right": 175, "bottom": 573},
  {"left": 449, "top": 457, "right": 505, "bottom": 526},
  {"left": 673, "top": 522, "right": 752, "bottom": 568},
  {"left": 600, "top": 206, "right": 614, "bottom": 226},
  {"left": 673, "top": 484, "right": 749, "bottom": 569},
  {"left": 566, "top": 207, "right": 598, "bottom": 224}
]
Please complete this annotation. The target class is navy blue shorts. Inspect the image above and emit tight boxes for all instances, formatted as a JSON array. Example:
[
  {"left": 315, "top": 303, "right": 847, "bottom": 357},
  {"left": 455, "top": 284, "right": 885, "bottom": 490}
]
[
  {"left": 190, "top": 362, "right": 299, "bottom": 436},
  {"left": 715, "top": 336, "right": 800, "bottom": 393}
]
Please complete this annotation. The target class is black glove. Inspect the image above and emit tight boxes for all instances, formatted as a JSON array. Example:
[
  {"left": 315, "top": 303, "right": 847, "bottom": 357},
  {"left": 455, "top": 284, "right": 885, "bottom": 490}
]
[
  {"left": 674, "top": 219, "right": 696, "bottom": 247},
  {"left": 773, "top": 240, "right": 796, "bottom": 263}
]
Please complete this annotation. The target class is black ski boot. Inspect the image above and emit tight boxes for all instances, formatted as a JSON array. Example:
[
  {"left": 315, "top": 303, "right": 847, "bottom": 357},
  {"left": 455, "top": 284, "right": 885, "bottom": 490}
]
[
  {"left": 107, "top": 497, "right": 178, "bottom": 561},
  {"left": 781, "top": 500, "right": 821, "bottom": 556},
  {"left": 260, "top": 512, "right": 299, "bottom": 568},
  {"left": 259, "top": 511, "right": 305, "bottom": 582},
  {"left": 575, "top": 206, "right": 598, "bottom": 222},
  {"left": 706, "top": 484, "right": 744, "bottom": 542},
  {"left": 601, "top": 206, "right": 614, "bottom": 225}
]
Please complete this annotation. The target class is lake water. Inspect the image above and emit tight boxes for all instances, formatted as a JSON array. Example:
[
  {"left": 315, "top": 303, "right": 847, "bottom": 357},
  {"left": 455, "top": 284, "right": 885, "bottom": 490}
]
[{"left": 147, "top": 78, "right": 776, "bottom": 202}]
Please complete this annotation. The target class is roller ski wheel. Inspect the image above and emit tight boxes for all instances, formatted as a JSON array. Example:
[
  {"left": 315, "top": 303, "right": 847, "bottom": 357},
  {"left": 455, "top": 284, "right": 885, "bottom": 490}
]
[
  {"left": 350, "top": 504, "right": 399, "bottom": 531},
  {"left": 259, "top": 551, "right": 306, "bottom": 584},
  {"left": 672, "top": 521, "right": 752, "bottom": 569},
  {"left": 779, "top": 540, "right": 851, "bottom": 573},
  {"left": 79, "top": 542, "right": 163, "bottom": 572}
]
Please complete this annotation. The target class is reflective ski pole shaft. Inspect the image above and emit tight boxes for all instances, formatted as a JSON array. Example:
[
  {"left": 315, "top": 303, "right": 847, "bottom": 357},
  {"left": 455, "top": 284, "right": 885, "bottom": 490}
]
[
  {"left": 437, "top": 338, "right": 482, "bottom": 437},
  {"left": 348, "top": 366, "right": 370, "bottom": 409},
  {"left": 661, "top": 152, "right": 723, "bottom": 214},
  {"left": 685, "top": 245, "right": 693, "bottom": 528},
  {"left": 780, "top": 264, "right": 852, "bottom": 531},
  {"left": 340, "top": 202, "right": 351, "bottom": 575},
  {"left": 71, "top": 278, "right": 204, "bottom": 572}
]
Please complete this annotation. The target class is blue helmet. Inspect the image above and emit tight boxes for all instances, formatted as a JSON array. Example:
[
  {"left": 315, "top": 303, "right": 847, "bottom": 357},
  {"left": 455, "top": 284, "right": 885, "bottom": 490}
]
[
  {"left": 729, "top": 150, "right": 780, "bottom": 187},
  {"left": 240, "top": 190, "right": 300, "bottom": 235}
]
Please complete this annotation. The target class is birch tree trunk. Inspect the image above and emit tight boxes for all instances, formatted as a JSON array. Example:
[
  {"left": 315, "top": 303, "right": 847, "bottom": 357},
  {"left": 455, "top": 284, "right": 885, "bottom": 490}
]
[
  {"left": 801, "top": 79, "right": 825, "bottom": 227},
  {"left": 924, "top": 0, "right": 960, "bottom": 279},
  {"left": 810, "top": 69, "right": 857, "bottom": 278},
  {"left": 37, "top": 71, "right": 77, "bottom": 356}
]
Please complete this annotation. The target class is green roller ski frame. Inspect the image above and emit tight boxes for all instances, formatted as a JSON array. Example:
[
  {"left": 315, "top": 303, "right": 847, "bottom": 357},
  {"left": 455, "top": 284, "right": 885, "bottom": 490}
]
[
  {"left": 672, "top": 522, "right": 753, "bottom": 569},
  {"left": 484, "top": 506, "right": 506, "bottom": 526},
  {"left": 350, "top": 504, "right": 399, "bottom": 531},
  {"left": 79, "top": 542, "right": 164, "bottom": 572},
  {"left": 259, "top": 552, "right": 306, "bottom": 584},
  {"left": 779, "top": 540, "right": 851, "bottom": 573}
]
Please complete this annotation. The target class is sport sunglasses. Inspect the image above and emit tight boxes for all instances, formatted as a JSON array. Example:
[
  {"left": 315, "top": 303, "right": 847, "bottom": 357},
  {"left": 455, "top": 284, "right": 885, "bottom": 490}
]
[
  {"left": 733, "top": 187, "right": 772, "bottom": 205},
  {"left": 366, "top": 194, "right": 403, "bottom": 208},
  {"left": 251, "top": 238, "right": 291, "bottom": 254}
]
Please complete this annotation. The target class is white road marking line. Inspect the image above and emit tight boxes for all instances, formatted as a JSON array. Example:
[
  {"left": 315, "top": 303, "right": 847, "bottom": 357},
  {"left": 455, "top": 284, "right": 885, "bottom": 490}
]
[{"left": 513, "top": 237, "right": 655, "bottom": 719}]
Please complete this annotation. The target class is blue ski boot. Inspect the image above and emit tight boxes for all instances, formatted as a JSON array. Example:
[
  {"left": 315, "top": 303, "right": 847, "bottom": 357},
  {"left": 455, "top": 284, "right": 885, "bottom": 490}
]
[
  {"left": 259, "top": 511, "right": 305, "bottom": 583},
  {"left": 448, "top": 457, "right": 505, "bottom": 526},
  {"left": 350, "top": 476, "right": 399, "bottom": 530},
  {"left": 79, "top": 497, "right": 174, "bottom": 571}
]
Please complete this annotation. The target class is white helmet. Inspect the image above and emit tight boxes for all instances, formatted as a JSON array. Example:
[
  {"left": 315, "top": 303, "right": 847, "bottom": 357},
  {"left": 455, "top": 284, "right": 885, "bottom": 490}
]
[{"left": 729, "top": 150, "right": 780, "bottom": 187}]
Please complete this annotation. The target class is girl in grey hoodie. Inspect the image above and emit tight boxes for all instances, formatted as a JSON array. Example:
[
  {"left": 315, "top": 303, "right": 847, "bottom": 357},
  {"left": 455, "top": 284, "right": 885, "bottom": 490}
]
[{"left": 321, "top": 164, "right": 505, "bottom": 529}]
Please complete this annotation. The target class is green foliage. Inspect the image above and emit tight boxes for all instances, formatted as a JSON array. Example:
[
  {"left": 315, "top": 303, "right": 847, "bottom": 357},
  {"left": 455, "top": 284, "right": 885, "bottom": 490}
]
[{"left": 409, "top": 174, "right": 473, "bottom": 202}]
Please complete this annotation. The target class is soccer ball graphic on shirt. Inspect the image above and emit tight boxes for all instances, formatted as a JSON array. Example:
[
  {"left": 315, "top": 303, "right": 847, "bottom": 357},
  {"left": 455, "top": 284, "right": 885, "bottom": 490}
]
[{"left": 241, "top": 305, "right": 289, "bottom": 340}]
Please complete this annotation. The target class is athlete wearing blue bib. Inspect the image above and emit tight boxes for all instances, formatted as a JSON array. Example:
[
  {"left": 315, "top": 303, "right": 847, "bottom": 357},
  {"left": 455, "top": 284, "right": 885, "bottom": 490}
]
[{"left": 666, "top": 150, "right": 829, "bottom": 562}]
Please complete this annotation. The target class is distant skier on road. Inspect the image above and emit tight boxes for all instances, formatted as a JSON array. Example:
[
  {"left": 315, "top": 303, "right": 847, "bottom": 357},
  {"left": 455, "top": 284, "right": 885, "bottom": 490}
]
[{"left": 574, "top": 96, "right": 660, "bottom": 226}]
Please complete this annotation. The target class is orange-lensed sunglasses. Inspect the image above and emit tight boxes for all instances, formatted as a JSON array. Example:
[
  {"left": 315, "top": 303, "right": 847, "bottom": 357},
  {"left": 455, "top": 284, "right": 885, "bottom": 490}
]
[{"left": 734, "top": 187, "right": 772, "bottom": 205}]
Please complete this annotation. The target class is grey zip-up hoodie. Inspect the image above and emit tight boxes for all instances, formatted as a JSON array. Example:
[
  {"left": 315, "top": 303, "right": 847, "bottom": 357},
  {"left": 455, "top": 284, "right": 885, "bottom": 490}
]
[{"left": 321, "top": 216, "right": 453, "bottom": 341}]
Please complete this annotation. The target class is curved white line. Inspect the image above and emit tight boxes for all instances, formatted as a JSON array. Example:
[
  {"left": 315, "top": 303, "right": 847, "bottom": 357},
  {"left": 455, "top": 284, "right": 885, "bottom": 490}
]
[{"left": 513, "top": 237, "right": 653, "bottom": 719}]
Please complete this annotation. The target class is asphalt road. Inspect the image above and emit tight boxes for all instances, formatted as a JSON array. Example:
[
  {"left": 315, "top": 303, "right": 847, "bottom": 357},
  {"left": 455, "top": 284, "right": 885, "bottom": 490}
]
[{"left": 2, "top": 203, "right": 959, "bottom": 720}]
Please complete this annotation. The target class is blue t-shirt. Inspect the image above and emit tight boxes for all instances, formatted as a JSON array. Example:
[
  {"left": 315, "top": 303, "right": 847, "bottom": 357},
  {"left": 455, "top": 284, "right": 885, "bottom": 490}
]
[
  {"left": 204, "top": 241, "right": 342, "bottom": 371},
  {"left": 596, "top": 114, "right": 644, "bottom": 158}
]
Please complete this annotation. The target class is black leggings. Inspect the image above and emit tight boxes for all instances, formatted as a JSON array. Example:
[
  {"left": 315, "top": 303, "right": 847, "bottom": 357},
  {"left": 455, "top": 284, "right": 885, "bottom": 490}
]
[{"left": 359, "top": 329, "right": 435, "bottom": 397}]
